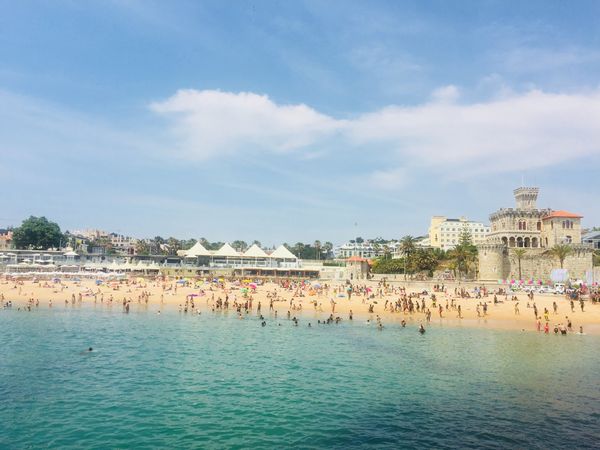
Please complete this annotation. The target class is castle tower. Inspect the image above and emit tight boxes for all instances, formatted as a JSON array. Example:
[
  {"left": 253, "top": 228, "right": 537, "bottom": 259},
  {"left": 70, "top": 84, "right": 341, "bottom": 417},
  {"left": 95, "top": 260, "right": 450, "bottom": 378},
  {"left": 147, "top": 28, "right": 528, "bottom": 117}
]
[{"left": 514, "top": 187, "right": 539, "bottom": 210}]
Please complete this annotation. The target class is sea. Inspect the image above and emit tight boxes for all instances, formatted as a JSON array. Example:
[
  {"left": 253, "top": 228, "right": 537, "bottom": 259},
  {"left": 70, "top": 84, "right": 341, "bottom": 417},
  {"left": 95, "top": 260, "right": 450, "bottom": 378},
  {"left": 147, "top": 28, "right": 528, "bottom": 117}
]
[{"left": 2, "top": 305, "right": 599, "bottom": 449}]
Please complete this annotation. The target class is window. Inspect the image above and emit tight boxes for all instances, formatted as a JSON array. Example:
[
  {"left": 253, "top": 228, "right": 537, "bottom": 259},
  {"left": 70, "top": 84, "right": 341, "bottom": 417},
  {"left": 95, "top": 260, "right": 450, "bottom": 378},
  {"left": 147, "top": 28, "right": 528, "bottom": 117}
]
[{"left": 536, "top": 221, "right": 542, "bottom": 231}]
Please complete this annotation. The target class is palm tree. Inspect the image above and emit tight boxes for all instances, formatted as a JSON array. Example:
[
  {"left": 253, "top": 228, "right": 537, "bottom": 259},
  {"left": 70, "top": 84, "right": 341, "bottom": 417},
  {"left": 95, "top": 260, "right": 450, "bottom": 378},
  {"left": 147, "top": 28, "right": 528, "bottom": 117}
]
[
  {"left": 513, "top": 248, "right": 527, "bottom": 281},
  {"left": 450, "top": 245, "right": 477, "bottom": 279},
  {"left": 548, "top": 244, "right": 572, "bottom": 269},
  {"left": 313, "top": 240, "right": 322, "bottom": 260},
  {"left": 400, "top": 235, "right": 416, "bottom": 279},
  {"left": 323, "top": 242, "right": 333, "bottom": 259}
]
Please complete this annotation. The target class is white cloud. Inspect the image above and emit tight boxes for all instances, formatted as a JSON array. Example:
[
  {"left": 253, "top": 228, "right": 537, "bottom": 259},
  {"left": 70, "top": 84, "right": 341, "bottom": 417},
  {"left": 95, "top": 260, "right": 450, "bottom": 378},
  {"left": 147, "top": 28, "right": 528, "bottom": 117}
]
[
  {"left": 150, "top": 87, "right": 600, "bottom": 176},
  {"left": 349, "top": 88, "right": 600, "bottom": 173},
  {"left": 150, "top": 89, "right": 344, "bottom": 160},
  {"left": 430, "top": 85, "right": 460, "bottom": 103}
]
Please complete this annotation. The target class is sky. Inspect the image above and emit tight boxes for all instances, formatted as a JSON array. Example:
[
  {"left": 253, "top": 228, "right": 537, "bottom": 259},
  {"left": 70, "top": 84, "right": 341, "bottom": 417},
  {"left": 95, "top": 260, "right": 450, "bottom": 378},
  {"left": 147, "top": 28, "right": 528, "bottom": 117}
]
[{"left": 1, "top": 0, "right": 600, "bottom": 245}]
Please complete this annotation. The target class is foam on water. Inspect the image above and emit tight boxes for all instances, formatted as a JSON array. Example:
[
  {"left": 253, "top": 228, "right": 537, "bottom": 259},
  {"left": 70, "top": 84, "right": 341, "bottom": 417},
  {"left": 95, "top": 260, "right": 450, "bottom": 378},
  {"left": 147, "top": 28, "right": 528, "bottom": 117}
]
[{"left": 2, "top": 306, "right": 599, "bottom": 449}]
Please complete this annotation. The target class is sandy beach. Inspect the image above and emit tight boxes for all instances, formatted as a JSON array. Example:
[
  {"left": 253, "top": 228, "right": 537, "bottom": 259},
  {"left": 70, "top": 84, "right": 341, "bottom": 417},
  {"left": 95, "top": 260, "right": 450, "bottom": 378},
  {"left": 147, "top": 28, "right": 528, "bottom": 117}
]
[{"left": 2, "top": 276, "right": 600, "bottom": 336}]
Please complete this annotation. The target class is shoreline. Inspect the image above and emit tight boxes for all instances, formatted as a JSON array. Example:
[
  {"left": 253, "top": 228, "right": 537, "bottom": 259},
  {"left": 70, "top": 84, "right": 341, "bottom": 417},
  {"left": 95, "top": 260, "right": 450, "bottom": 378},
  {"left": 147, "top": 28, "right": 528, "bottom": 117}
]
[{"left": 3, "top": 277, "right": 599, "bottom": 336}]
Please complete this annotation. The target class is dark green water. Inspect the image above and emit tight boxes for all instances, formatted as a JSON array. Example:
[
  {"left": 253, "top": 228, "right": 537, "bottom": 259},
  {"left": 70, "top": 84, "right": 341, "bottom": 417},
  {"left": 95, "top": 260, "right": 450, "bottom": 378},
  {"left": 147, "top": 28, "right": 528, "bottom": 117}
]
[{"left": 2, "top": 306, "right": 599, "bottom": 449}]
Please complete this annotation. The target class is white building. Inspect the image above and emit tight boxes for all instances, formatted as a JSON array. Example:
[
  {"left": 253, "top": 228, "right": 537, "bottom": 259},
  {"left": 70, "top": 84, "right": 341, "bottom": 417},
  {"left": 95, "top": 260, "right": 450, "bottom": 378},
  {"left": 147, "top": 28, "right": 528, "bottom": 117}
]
[
  {"left": 335, "top": 240, "right": 400, "bottom": 259},
  {"left": 428, "top": 216, "right": 490, "bottom": 250},
  {"left": 109, "top": 233, "right": 138, "bottom": 254}
]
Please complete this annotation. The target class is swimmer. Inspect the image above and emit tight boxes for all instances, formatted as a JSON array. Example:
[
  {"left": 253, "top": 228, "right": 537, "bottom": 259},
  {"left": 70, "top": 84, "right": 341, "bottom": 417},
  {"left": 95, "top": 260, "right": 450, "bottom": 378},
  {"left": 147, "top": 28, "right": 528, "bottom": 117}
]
[
  {"left": 419, "top": 324, "right": 426, "bottom": 334},
  {"left": 80, "top": 347, "right": 93, "bottom": 354}
]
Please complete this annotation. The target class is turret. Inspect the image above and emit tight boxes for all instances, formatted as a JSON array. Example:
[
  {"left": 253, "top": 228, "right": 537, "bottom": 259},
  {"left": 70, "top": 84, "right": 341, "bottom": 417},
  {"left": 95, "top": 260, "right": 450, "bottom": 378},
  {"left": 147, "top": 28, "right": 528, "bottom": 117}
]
[{"left": 513, "top": 187, "right": 539, "bottom": 210}]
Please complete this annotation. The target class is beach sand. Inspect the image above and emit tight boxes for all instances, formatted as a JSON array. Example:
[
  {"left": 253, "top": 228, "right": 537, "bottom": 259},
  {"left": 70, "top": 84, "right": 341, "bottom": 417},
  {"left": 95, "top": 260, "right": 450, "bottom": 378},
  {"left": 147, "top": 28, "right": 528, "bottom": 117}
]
[{"left": 2, "top": 277, "right": 599, "bottom": 335}]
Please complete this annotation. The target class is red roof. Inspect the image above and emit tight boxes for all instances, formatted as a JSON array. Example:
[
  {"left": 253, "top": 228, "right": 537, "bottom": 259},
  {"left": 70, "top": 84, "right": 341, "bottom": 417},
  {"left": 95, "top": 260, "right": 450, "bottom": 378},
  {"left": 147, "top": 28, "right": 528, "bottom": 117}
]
[{"left": 542, "top": 210, "right": 582, "bottom": 220}]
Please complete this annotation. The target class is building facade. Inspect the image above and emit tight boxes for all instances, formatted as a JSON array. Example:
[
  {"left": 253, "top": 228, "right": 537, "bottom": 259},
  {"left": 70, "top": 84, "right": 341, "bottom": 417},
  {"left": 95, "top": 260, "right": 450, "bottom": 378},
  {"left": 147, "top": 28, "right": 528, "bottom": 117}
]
[
  {"left": 582, "top": 231, "right": 600, "bottom": 249},
  {"left": 478, "top": 187, "right": 593, "bottom": 281},
  {"left": 0, "top": 230, "right": 13, "bottom": 250},
  {"left": 428, "top": 216, "right": 490, "bottom": 250},
  {"left": 336, "top": 241, "right": 400, "bottom": 259}
]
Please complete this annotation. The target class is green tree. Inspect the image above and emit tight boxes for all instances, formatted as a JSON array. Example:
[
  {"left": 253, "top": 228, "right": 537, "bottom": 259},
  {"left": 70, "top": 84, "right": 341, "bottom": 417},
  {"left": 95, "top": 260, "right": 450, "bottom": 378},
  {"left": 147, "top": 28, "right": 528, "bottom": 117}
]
[
  {"left": 180, "top": 239, "right": 197, "bottom": 250},
  {"left": 135, "top": 240, "right": 150, "bottom": 256},
  {"left": 313, "top": 240, "right": 322, "bottom": 260},
  {"left": 400, "top": 235, "right": 417, "bottom": 279},
  {"left": 458, "top": 227, "right": 474, "bottom": 247},
  {"left": 355, "top": 237, "right": 364, "bottom": 244},
  {"left": 450, "top": 237, "right": 478, "bottom": 279},
  {"left": 322, "top": 241, "right": 334, "bottom": 259},
  {"left": 252, "top": 240, "right": 262, "bottom": 248},
  {"left": 232, "top": 240, "right": 249, "bottom": 252},
  {"left": 412, "top": 248, "right": 442, "bottom": 276},
  {"left": 371, "top": 257, "right": 405, "bottom": 274},
  {"left": 513, "top": 248, "right": 527, "bottom": 281},
  {"left": 12, "top": 216, "right": 64, "bottom": 250},
  {"left": 166, "top": 237, "right": 181, "bottom": 255},
  {"left": 547, "top": 244, "right": 572, "bottom": 269}
]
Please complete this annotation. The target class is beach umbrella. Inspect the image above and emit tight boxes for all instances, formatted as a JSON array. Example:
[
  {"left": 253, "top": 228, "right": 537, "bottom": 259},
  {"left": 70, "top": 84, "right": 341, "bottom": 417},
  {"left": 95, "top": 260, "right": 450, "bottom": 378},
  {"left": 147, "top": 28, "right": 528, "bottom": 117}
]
[{"left": 249, "top": 283, "right": 257, "bottom": 289}]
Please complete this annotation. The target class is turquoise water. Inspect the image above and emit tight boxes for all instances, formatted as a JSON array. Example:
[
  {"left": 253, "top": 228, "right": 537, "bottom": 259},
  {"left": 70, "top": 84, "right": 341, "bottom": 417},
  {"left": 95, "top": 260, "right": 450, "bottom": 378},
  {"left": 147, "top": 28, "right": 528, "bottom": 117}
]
[{"left": 2, "top": 306, "right": 599, "bottom": 449}]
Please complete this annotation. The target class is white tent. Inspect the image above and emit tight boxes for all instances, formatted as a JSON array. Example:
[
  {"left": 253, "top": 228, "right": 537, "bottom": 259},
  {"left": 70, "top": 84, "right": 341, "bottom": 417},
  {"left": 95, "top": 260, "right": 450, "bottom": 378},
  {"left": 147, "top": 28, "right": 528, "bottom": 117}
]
[
  {"left": 243, "top": 244, "right": 269, "bottom": 258},
  {"left": 63, "top": 251, "right": 79, "bottom": 257},
  {"left": 185, "top": 241, "right": 211, "bottom": 257},
  {"left": 214, "top": 243, "right": 240, "bottom": 257},
  {"left": 270, "top": 245, "right": 298, "bottom": 260}
]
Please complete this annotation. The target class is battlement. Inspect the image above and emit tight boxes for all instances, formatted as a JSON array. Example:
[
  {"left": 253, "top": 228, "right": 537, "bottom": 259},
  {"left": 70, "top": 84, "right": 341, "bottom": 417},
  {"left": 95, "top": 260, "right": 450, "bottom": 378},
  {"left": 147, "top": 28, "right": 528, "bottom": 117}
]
[{"left": 513, "top": 187, "right": 539, "bottom": 210}]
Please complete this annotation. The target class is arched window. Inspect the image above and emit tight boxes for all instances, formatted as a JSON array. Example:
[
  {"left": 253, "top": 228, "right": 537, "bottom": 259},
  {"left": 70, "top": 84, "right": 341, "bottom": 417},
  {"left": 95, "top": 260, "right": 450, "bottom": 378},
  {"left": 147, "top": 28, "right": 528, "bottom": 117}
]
[
  {"left": 532, "top": 237, "right": 538, "bottom": 248},
  {"left": 509, "top": 237, "right": 516, "bottom": 248},
  {"left": 517, "top": 237, "right": 523, "bottom": 248},
  {"left": 536, "top": 221, "right": 541, "bottom": 231},
  {"left": 502, "top": 237, "right": 508, "bottom": 246},
  {"left": 524, "top": 237, "right": 530, "bottom": 248},
  {"left": 518, "top": 220, "right": 527, "bottom": 230}
]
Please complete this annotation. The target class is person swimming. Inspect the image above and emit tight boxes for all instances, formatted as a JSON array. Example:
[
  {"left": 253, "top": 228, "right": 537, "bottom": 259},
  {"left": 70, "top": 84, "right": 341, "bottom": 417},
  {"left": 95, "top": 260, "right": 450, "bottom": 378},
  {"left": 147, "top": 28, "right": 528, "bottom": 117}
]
[{"left": 419, "top": 324, "right": 426, "bottom": 334}]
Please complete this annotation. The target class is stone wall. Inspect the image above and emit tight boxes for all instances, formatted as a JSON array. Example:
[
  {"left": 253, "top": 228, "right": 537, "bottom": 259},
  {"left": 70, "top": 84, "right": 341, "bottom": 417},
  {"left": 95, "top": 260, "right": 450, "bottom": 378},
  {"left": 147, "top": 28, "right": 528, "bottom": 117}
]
[
  {"left": 478, "top": 244, "right": 510, "bottom": 280},
  {"left": 478, "top": 245, "right": 593, "bottom": 281}
]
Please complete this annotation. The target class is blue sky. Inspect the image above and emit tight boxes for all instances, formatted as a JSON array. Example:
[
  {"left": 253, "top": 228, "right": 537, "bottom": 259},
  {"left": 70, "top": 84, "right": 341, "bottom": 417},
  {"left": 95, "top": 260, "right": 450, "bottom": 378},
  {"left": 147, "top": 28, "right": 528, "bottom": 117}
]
[{"left": 1, "top": 0, "right": 600, "bottom": 245}]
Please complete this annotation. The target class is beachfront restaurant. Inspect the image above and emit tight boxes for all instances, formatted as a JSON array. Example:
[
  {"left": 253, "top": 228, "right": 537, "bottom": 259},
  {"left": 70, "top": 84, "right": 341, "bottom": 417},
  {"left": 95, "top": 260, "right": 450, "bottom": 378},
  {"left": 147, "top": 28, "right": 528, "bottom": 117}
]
[{"left": 182, "top": 242, "right": 302, "bottom": 270}]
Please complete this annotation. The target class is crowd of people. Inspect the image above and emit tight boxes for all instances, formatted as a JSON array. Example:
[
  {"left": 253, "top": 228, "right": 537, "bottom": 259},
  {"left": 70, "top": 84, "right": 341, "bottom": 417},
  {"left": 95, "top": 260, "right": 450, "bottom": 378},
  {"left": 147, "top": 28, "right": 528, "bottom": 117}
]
[{"left": 1, "top": 275, "right": 596, "bottom": 336}]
